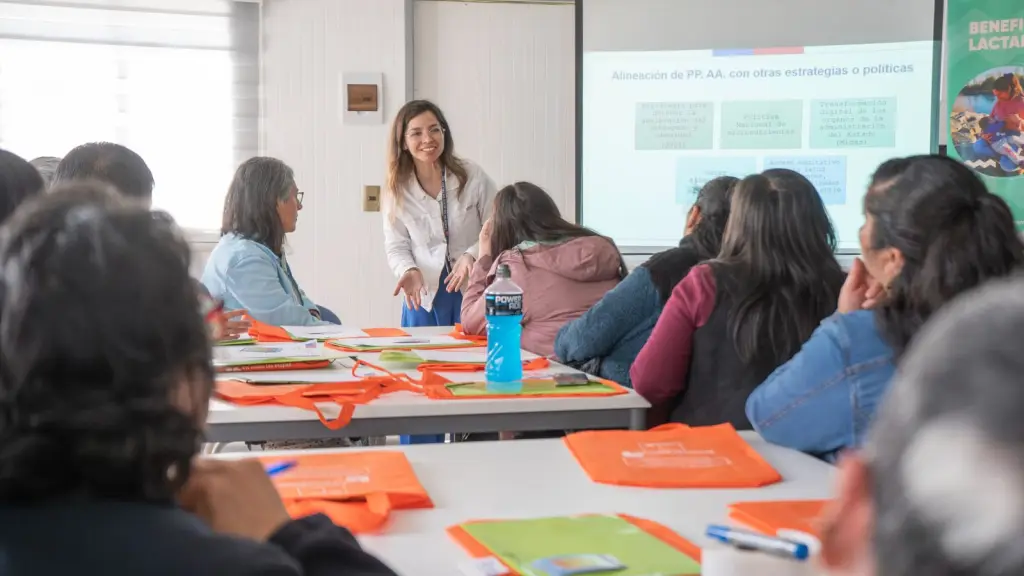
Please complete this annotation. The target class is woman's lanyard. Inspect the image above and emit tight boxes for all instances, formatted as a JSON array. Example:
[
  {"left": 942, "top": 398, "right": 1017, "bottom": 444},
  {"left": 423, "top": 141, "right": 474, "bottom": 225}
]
[{"left": 439, "top": 165, "right": 452, "bottom": 270}]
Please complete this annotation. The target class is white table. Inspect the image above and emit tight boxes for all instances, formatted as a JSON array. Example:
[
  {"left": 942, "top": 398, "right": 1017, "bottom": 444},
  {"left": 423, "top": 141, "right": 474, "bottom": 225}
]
[
  {"left": 206, "top": 327, "right": 650, "bottom": 443},
  {"left": 226, "top": 432, "right": 836, "bottom": 575}
]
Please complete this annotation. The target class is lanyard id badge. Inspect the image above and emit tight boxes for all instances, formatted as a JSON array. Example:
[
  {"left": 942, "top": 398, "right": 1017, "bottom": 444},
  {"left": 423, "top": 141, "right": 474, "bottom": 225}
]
[{"left": 440, "top": 165, "right": 452, "bottom": 269}]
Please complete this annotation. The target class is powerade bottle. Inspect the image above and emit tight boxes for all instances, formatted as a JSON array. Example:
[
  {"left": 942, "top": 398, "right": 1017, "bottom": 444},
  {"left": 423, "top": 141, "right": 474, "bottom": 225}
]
[{"left": 484, "top": 264, "right": 523, "bottom": 392}]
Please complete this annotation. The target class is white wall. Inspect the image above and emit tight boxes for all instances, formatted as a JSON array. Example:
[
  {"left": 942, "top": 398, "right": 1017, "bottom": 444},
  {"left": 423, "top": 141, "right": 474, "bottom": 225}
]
[
  {"left": 261, "top": 0, "right": 411, "bottom": 326},
  {"left": 413, "top": 0, "right": 575, "bottom": 217},
  {"left": 249, "top": 0, "right": 575, "bottom": 326}
]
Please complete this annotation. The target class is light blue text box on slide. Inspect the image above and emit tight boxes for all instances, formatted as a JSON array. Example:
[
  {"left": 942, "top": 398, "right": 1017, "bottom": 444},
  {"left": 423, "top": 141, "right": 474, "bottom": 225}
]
[
  {"left": 763, "top": 156, "right": 848, "bottom": 205},
  {"left": 675, "top": 156, "right": 759, "bottom": 204}
]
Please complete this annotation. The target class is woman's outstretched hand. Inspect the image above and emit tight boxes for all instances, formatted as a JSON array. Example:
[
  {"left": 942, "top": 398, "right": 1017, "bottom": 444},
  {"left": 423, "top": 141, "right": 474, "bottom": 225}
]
[{"left": 394, "top": 267, "right": 426, "bottom": 310}]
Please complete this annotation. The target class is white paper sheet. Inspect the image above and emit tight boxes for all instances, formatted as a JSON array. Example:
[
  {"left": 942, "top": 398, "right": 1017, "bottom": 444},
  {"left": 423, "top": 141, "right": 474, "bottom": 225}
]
[
  {"left": 338, "top": 335, "right": 468, "bottom": 348},
  {"left": 283, "top": 325, "right": 368, "bottom": 340},
  {"left": 213, "top": 341, "right": 321, "bottom": 363}
]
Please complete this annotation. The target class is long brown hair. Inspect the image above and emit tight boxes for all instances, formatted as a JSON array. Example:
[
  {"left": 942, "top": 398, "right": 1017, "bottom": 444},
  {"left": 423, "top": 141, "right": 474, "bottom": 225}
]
[
  {"left": 993, "top": 73, "right": 1023, "bottom": 100},
  {"left": 490, "top": 182, "right": 627, "bottom": 277},
  {"left": 712, "top": 169, "right": 843, "bottom": 364},
  {"left": 385, "top": 100, "right": 468, "bottom": 218}
]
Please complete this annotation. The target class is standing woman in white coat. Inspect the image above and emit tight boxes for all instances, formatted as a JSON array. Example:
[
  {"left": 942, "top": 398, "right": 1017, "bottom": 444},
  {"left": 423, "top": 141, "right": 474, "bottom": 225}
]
[
  {"left": 384, "top": 100, "right": 497, "bottom": 329},
  {"left": 383, "top": 100, "right": 497, "bottom": 445}
]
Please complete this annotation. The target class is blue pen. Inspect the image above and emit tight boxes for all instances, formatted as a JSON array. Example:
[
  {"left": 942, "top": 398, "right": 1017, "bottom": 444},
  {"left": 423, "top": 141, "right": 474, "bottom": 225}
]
[
  {"left": 265, "top": 461, "right": 298, "bottom": 477},
  {"left": 706, "top": 525, "right": 809, "bottom": 561}
]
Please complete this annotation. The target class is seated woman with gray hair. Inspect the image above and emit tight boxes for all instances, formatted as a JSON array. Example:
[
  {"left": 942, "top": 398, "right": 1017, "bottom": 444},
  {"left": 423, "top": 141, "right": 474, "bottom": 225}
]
[{"left": 202, "top": 156, "right": 336, "bottom": 326}]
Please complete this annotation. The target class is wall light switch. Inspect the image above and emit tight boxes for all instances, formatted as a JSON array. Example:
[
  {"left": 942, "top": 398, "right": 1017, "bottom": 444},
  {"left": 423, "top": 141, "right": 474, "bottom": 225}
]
[{"left": 363, "top": 185, "right": 381, "bottom": 212}]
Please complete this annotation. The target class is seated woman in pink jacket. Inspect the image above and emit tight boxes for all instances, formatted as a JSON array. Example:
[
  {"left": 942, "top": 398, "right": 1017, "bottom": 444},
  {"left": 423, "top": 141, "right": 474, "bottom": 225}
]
[{"left": 461, "top": 182, "right": 626, "bottom": 357}]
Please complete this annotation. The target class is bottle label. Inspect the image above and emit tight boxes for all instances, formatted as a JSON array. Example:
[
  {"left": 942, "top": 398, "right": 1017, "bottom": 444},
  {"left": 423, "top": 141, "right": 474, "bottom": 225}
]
[{"left": 485, "top": 293, "right": 523, "bottom": 316}]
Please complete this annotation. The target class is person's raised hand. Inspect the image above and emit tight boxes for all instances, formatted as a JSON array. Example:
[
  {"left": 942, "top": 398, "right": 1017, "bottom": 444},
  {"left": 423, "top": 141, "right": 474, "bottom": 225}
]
[
  {"left": 444, "top": 253, "right": 475, "bottom": 293},
  {"left": 393, "top": 267, "right": 426, "bottom": 310},
  {"left": 837, "top": 258, "right": 878, "bottom": 314},
  {"left": 177, "top": 458, "right": 292, "bottom": 542},
  {"left": 861, "top": 280, "right": 886, "bottom": 310},
  {"left": 477, "top": 217, "right": 494, "bottom": 260}
]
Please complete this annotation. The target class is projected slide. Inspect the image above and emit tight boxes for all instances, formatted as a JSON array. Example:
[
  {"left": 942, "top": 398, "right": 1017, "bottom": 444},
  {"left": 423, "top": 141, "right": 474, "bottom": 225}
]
[{"left": 580, "top": 42, "right": 937, "bottom": 250}]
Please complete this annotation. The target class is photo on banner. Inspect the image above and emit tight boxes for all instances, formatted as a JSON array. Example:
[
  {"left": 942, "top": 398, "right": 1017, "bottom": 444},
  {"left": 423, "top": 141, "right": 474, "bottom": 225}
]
[{"left": 946, "top": 0, "right": 1024, "bottom": 228}]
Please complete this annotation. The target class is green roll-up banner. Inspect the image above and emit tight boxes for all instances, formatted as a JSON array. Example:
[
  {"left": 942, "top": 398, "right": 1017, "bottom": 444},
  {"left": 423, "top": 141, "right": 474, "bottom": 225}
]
[{"left": 946, "top": 2, "right": 1024, "bottom": 228}]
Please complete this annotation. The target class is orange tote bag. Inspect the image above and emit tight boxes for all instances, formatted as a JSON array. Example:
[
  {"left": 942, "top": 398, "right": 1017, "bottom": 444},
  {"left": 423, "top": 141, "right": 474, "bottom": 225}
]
[
  {"left": 449, "top": 323, "right": 487, "bottom": 343},
  {"left": 729, "top": 500, "right": 828, "bottom": 539},
  {"left": 563, "top": 423, "right": 782, "bottom": 488},
  {"left": 260, "top": 451, "right": 433, "bottom": 533},
  {"left": 215, "top": 371, "right": 421, "bottom": 430}
]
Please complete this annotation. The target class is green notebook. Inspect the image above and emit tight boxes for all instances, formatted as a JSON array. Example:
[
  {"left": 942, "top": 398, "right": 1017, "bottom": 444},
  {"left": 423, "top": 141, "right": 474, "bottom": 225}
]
[
  {"left": 459, "top": 515, "right": 700, "bottom": 575},
  {"left": 378, "top": 350, "right": 431, "bottom": 368}
]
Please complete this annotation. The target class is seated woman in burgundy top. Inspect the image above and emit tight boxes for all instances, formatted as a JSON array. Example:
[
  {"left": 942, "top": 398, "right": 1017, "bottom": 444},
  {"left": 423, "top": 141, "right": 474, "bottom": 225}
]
[{"left": 630, "top": 168, "right": 846, "bottom": 428}]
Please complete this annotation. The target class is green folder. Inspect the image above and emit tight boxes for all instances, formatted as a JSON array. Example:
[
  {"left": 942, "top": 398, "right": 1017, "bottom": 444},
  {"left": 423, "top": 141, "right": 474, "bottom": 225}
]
[
  {"left": 213, "top": 355, "right": 333, "bottom": 368},
  {"left": 378, "top": 350, "right": 431, "bottom": 367},
  {"left": 458, "top": 515, "right": 700, "bottom": 575},
  {"left": 214, "top": 337, "right": 257, "bottom": 347}
]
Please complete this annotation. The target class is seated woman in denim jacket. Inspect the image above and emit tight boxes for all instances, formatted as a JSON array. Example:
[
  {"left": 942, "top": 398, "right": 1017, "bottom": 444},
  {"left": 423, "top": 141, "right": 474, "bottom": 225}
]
[
  {"left": 553, "top": 176, "right": 737, "bottom": 386},
  {"left": 746, "top": 155, "right": 1024, "bottom": 462},
  {"left": 202, "top": 157, "right": 334, "bottom": 327}
]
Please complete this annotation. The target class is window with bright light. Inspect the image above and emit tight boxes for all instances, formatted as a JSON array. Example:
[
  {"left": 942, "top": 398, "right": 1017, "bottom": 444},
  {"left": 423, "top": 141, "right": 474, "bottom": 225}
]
[{"left": 0, "top": 0, "right": 259, "bottom": 231}]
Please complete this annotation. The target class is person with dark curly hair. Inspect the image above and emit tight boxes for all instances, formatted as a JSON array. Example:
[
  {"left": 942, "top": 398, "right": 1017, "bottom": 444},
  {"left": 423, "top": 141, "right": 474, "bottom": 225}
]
[{"left": 0, "top": 182, "right": 397, "bottom": 576}]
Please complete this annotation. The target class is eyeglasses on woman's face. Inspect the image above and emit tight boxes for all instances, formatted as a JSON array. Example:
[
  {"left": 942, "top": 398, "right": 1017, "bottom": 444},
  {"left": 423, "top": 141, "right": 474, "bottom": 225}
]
[
  {"left": 405, "top": 125, "right": 444, "bottom": 142},
  {"left": 295, "top": 190, "right": 304, "bottom": 206}
]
